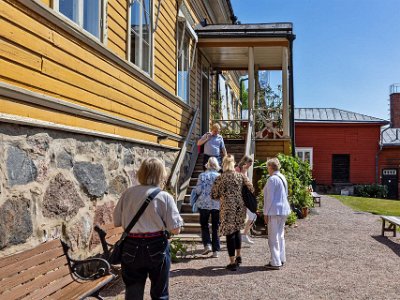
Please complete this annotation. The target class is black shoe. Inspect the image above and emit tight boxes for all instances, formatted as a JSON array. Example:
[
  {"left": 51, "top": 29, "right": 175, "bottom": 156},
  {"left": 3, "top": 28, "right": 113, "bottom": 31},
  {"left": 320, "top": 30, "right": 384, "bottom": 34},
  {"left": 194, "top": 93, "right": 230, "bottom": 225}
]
[
  {"left": 264, "top": 263, "right": 281, "bottom": 270},
  {"left": 226, "top": 263, "right": 237, "bottom": 271},
  {"left": 235, "top": 256, "right": 242, "bottom": 265}
]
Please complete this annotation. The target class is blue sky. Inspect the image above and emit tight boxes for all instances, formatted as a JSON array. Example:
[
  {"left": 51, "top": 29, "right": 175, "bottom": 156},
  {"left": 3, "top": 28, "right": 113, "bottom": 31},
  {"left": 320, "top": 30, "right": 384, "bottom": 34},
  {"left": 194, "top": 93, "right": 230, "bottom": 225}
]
[{"left": 230, "top": 0, "right": 400, "bottom": 120}]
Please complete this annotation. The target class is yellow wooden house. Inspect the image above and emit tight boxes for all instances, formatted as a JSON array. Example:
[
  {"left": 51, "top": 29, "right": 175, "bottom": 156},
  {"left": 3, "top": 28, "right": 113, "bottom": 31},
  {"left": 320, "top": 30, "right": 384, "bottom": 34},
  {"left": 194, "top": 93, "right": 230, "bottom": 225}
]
[{"left": 0, "top": 0, "right": 295, "bottom": 251}]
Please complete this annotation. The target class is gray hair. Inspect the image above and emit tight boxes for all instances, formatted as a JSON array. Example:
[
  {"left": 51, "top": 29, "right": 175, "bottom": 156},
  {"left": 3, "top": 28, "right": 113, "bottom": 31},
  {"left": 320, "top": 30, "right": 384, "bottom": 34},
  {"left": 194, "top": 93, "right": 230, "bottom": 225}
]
[
  {"left": 205, "top": 157, "right": 221, "bottom": 171},
  {"left": 267, "top": 158, "right": 281, "bottom": 171}
]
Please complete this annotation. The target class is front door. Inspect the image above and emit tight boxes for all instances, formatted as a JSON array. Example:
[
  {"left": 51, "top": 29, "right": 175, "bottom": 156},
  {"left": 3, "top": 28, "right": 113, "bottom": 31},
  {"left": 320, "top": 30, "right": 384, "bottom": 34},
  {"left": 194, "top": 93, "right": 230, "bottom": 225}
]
[
  {"left": 382, "top": 169, "right": 398, "bottom": 199},
  {"left": 332, "top": 154, "right": 350, "bottom": 184}
]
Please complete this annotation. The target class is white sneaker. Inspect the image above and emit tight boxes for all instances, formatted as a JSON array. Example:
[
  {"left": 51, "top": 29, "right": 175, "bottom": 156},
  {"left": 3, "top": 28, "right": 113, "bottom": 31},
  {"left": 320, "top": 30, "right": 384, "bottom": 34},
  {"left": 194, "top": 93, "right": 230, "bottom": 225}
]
[
  {"left": 242, "top": 235, "right": 254, "bottom": 245},
  {"left": 212, "top": 251, "right": 219, "bottom": 258},
  {"left": 201, "top": 245, "right": 212, "bottom": 255}
]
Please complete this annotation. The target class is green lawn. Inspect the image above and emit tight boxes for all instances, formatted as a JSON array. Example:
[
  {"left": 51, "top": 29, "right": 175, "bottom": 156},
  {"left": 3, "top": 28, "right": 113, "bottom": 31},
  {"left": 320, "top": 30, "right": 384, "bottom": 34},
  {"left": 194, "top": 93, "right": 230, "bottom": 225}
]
[{"left": 331, "top": 195, "right": 400, "bottom": 216}]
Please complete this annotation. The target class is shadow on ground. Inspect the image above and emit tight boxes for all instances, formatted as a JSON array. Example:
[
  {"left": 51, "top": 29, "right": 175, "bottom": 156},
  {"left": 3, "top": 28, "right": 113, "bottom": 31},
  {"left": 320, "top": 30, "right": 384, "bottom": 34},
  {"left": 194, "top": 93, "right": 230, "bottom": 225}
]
[
  {"left": 371, "top": 235, "right": 400, "bottom": 257},
  {"left": 170, "top": 265, "right": 270, "bottom": 277}
]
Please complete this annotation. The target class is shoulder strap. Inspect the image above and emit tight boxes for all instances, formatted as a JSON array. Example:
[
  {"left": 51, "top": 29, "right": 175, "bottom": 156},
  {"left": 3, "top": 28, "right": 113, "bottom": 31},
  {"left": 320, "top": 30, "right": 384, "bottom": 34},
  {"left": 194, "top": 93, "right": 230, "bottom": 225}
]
[
  {"left": 119, "top": 188, "right": 161, "bottom": 241},
  {"left": 274, "top": 174, "right": 288, "bottom": 195}
]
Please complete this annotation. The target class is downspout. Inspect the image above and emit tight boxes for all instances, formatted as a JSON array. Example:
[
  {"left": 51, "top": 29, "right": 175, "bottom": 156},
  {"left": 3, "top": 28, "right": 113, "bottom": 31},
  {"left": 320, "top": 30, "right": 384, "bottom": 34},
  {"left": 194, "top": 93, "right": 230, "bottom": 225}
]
[
  {"left": 288, "top": 34, "right": 296, "bottom": 156},
  {"left": 377, "top": 125, "right": 391, "bottom": 183}
]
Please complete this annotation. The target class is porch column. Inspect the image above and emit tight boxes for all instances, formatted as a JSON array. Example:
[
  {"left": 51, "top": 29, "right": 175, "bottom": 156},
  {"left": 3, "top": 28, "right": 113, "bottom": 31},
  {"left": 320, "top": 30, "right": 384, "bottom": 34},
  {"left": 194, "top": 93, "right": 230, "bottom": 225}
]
[
  {"left": 282, "top": 47, "right": 290, "bottom": 137},
  {"left": 248, "top": 47, "right": 255, "bottom": 115}
]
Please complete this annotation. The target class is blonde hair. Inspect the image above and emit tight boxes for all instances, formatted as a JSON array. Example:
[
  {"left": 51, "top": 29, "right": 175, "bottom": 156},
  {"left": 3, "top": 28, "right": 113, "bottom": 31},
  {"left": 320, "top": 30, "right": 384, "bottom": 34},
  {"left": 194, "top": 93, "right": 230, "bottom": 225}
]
[
  {"left": 238, "top": 155, "right": 253, "bottom": 169},
  {"left": 136, "top": 158, "right": 167, "bottom": 187},
  {"left": 222, "top": 155, "right": 235, "bottom": 172},
  {"left": 267, "top": 157, "right": 281, "bottom": 171},
  {"left": 211, "top": 123, "right": 221, "bottom": 131},
  {"left": 205, "top": 157, "right": 221, "bottom": 171}
]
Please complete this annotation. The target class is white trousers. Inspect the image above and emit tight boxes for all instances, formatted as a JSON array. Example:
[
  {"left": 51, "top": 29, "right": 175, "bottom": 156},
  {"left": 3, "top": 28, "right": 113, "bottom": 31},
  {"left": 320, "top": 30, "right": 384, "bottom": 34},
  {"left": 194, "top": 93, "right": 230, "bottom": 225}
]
[{"left": 267, "top": 215, "right": 288, "bottom": 266}]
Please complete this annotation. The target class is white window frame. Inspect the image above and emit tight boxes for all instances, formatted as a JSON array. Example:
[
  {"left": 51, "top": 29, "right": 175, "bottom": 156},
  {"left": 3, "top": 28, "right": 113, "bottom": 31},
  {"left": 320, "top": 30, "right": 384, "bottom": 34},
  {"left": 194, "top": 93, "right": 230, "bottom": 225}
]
[
  {"left": 176, "top": 10, "right": 197, "bottom": 104},
  {"left": 53, "top": 0, "right": 106, "bottom": 42},
  {"left": 296, "top": 147, "right": 313, "bottom": 169},
  {"left": 127, "top": 0, "right": 153, "bottom": 75}
]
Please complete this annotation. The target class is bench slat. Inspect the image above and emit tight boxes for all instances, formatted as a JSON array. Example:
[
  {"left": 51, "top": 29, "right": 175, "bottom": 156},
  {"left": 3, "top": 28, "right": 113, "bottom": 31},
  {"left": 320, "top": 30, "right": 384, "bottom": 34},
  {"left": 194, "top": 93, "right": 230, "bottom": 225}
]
[
  {"left": 98, "top": 223, "right": 117, "bottom": 232},
  {"left": 2, "top": 264, "right": 71, "bottom": 300},
  {"left": 105, "top": 227, "right": 124, "bottom": 239},
  {"left": 44, "top": 274, "right": 115, "bottom": 300},
  {"left": 381, "top": 216, "right": 400, "bottom": 225},
  {"left": 0, "top": 239, "right": 61, "bottom": 268},
  {"left": 0, "top": 246, "right": 65, "bottom": 281},
  {"left": 0, "top": 255, "right": 66, "bottom": 293}
]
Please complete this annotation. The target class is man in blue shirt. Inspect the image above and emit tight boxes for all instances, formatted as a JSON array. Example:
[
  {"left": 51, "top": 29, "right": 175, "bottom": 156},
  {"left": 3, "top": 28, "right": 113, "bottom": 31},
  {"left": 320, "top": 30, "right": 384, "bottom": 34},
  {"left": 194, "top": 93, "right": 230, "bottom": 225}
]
[
  {"left": 197, "top": 124, "right": 227, "bottom": 171},
  {"left": 263, "top": 158, "right": 291, "bottom": 270}
]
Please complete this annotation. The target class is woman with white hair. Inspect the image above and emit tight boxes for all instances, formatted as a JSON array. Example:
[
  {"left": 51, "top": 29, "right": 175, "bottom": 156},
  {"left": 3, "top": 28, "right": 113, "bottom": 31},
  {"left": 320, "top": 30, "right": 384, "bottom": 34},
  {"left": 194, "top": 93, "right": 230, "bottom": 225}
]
[
  {"left": 212, "top": 155, "right": 254, "bottom": 271},
  {"left": 263, "top": 157, "right": 290, "bottom": 270},
  {"left": 114, "top": 157, "right": 183, "bottom": 299},
  {"left": 194, "top": 157, "right": 221, "bottom": 257}
]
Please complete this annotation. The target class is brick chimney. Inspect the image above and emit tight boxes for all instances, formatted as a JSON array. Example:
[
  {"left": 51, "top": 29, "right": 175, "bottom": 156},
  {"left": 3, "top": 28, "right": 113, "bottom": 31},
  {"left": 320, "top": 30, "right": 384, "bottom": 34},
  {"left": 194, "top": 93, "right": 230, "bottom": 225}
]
[{"left": 390, "top": 84, "right": 400, "bottom": 128}]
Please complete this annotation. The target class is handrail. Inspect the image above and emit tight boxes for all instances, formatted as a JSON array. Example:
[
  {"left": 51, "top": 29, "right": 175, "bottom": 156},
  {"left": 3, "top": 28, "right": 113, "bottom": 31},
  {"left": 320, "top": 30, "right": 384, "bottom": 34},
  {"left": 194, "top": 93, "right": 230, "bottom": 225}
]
[
  {"left": 245, "top": 108, "right": 255, "bottom": 181},
  {"left": 168, "top": 108, "right": 199, "bottom": 199}
]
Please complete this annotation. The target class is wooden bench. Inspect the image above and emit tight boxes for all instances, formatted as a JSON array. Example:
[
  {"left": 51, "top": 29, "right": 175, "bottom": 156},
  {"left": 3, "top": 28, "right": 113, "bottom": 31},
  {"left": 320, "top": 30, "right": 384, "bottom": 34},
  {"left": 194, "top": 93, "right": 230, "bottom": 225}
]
[
  {"left": 94, "top": 224, "right": 124, "bottom": 263},
  {"left": 311, "top": 192, "right": 321, "bottom": 207},
  {"left": 0, "top": 239, "right": 115, "bottom": 300},
  {"left": 381, "top": 216, "right": 400, "bottom": 237}
]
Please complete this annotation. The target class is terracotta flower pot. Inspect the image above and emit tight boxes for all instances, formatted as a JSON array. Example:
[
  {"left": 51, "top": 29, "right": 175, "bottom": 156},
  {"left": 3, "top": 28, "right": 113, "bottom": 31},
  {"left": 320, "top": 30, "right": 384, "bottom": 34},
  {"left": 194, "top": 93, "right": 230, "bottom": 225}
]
[{"left": 301, "top": 207, "right": 309, "bottom": 218}]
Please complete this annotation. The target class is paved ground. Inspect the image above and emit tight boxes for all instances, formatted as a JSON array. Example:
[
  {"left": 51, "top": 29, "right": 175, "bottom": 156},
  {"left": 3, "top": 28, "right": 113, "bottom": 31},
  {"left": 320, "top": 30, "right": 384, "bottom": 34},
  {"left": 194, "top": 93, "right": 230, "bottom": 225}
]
[{"left": 101, "top": 195, "right": 400, "bottom": 299}]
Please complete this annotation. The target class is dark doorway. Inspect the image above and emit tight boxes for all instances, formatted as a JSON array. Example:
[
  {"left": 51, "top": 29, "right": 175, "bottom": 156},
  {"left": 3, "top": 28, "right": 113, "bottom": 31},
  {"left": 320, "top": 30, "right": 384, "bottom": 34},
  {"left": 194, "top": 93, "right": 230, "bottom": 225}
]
[
  {"left": 332, "top": 154, "right": 350, "bottom": 183},
  {"left": 382, "top": 169, "right": 398, "bottom": 199},
  {"left": 201, "top": 72, "right": 210, "bottom": 135}
]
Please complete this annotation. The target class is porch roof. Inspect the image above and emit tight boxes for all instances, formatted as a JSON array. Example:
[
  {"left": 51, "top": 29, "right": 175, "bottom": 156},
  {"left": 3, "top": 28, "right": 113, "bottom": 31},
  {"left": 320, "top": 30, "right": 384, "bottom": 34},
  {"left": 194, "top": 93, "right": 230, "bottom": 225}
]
[{"left": 195, "top": 23, "right": 295, "bottom": 70}]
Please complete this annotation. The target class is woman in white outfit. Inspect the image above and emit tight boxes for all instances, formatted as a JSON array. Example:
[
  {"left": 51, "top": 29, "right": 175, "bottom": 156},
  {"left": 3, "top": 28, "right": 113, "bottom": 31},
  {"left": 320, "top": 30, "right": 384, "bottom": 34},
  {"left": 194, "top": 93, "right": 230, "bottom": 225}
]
[
  {"left": 235, "top": 155, "right": 256, "bottom": 245},
  {"left": 263, "top": 158, "right": 291, "bottom": 270}
]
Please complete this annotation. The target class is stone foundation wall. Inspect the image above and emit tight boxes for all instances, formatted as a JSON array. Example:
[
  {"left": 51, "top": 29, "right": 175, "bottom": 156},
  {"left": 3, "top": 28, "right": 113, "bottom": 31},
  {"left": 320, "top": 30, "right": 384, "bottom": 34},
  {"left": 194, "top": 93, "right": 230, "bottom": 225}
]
[{"left": 0, "top": 123, "right": 179, "bottom": 258}]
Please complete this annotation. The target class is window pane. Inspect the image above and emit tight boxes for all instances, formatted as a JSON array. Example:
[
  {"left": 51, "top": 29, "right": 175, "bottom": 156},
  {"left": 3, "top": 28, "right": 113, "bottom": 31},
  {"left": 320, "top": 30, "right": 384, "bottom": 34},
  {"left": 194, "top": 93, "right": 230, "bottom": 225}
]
[
  {"left": 131, "top": 1, "right": 141, "bottom": 35},
  {"left": 304, "top": 151, "right": 311, "bottom": 164},
  {"left": 177, "top": 33, "right": 189, "bottom": 102},
  {"left": 297, "top": 151, "right": 304, "bottom": 160},
  {"left": 142, "top": 42, "right": 150, "bottom": 73},
  {"left": 143, "top": 0, "right": 151, "bottom": 14},
  {"left": 59, "top": 0, "right": 79, "bottom": 23},
  {"left": 83, "top": 0, "right": 100, "bottom": 38}
]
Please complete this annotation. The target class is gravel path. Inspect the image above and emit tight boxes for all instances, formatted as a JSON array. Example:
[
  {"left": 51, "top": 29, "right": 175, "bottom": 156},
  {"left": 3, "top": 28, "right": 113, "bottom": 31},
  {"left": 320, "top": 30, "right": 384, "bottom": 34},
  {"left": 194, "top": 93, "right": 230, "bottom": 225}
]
[{"left": 101, "top": 195, "right": 400, "bottom": 299}]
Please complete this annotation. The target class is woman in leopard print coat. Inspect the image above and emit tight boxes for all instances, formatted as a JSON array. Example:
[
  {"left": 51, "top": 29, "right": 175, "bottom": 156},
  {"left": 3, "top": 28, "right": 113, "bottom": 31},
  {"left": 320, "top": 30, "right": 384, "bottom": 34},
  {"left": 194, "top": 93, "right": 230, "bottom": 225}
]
[{"left": 212, "top": 155, "right": 254, "bottom": 270}]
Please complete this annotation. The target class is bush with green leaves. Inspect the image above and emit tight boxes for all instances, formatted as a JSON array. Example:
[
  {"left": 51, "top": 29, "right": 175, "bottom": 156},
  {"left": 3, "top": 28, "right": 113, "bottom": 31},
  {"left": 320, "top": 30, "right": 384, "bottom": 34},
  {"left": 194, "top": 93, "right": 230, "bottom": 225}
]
[
  {"left": 354, "top": 184, "right": 388, "bottom": 199},
  {"left": 169, "top": 238, "right": 187, "bottom": 262},
  {"left": 285, "top": 211, "right": 297, "bottom": 226},
  {"left": 255, "top": 153, "right": 313, "bottom": 210}
]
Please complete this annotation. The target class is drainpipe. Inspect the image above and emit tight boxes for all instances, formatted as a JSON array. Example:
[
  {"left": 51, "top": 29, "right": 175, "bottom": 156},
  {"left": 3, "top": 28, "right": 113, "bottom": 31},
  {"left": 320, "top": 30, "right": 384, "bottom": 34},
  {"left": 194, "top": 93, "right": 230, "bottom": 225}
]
[
  {"left": 377, "top": 125, "right": 391, "bottom": 183},
  {"left": 288, "top": 34, "right": 296, "bottom": 156}
]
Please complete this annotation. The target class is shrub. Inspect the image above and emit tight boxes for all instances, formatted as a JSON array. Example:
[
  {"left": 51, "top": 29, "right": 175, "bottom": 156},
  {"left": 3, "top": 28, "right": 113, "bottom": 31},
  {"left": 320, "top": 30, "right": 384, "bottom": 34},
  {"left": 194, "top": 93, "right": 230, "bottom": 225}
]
[
  {"left": 170, "top": 238, "right": 187, "bottom": 262},
  {"left": 354, "top": 184, "right": 388, "bottom": 198},
  {"left": 285, "top": 211, "right": 297, "bottom": 226}
]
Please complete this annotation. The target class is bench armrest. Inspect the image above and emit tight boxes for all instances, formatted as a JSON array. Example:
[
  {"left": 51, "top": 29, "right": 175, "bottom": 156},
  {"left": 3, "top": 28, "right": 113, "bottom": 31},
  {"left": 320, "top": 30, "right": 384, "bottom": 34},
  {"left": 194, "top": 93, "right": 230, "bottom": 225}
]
[
  {"left": 94, "top": 225, "right": 112, "bottom": 259},
  {"left": 61, "top": 240, "right": 112, "bottom": 280}
]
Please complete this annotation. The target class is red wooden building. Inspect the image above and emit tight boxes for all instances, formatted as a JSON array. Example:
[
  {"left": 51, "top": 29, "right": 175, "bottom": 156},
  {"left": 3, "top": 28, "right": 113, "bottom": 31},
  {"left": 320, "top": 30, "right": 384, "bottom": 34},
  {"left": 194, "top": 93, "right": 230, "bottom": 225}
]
[{"left": 294, "top": 108, "right": 388, "bottom": 192}]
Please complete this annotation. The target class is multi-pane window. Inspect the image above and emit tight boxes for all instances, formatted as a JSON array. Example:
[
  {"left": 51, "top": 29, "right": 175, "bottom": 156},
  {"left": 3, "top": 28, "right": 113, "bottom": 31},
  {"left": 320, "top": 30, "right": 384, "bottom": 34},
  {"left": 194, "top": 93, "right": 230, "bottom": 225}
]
[
  {"left": 54, "top": 0, "right": 103, "bottom": 39},
  {"left": 296, "top": 147, "right": 313, "bottom": 168},
  {"left": 177, "top": 22, "right": 190, "bottom": 102},
  {"left": 129, "top": 0, "right": 152, "bottom": 74}
]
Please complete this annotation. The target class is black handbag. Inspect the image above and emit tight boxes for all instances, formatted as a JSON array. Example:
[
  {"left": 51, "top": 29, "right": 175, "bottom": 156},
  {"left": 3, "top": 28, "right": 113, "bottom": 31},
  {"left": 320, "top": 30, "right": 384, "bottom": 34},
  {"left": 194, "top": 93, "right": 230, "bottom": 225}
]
[
  {"left": 242, "top": 184, "right": 257, "bottom": 213},
  {"left": 108, "top": 188, "right": 161, "bottom": 265}
]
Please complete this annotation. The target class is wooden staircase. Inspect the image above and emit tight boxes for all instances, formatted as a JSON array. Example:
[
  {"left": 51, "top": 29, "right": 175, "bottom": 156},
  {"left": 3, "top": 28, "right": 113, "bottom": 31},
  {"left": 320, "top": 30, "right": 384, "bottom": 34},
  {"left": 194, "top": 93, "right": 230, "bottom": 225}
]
[{"left": 176, "top": 140, "right": 245, "bottom": 241}]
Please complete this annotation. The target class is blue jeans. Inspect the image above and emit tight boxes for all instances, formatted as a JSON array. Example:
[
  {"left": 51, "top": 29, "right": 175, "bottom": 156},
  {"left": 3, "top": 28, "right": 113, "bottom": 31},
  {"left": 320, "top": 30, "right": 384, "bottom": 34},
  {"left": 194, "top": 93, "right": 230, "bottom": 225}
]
[
  {"left": 199, "top": 209, "right": 220, "bottom": 252},
  {"left": 121, "top": 236, "right": 170, "bottom": 300}
]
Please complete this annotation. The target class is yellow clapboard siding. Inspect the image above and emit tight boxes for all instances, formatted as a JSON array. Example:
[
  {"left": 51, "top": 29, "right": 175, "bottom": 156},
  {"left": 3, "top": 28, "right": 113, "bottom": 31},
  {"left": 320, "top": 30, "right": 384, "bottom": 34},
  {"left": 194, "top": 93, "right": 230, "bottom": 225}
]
[
  {"left": 155, "top": 74, "right": 175, "bottom": 94},
  {"left": 108, "top": 11, "right": 127, "bottom": 41},
  {"left": 158, "top": 10, "right": 176, "bottom": 37},
  {"left": 1, "top": 17, "right": 189, "bottom": 123},
  {"left": 40, "top": 58, "right": 179, "bottom": 128},
  {"left": 154, "top": 48, "right": 176, "bottom": 80},
  {"left": 107, "top": 38, "right": 126, "bottom": 58},
  {"left": 108, "top": 0, "right": 128, "bottom": 22},
  {"left": 0, "top": 97, "right": 178, "bottom": 147},
  {"left": 1, "top": 1, "right": 188, "bottom": 117},
  {"left": 0, "top": 58, "right": 179, "bottom": 134},
  {"left": 108, "top": 26, "right": 126, "bottom": 52},
  {"left": 160, "top": 0, "right": 177, "bottom": 23},
  {"left": 39, "top": 0, "right": 51, "bottom": 7},
  {"left": 0, "top": 38, "right": 42, "bottom": 70},
  {"left": 155, "top": 28, "right": 176, "bottom": 60}
]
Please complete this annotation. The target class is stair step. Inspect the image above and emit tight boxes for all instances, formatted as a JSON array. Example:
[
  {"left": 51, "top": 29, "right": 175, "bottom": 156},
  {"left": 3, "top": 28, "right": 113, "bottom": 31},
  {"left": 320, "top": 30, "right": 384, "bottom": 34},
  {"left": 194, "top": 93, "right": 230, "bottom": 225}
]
[
  {"left": 181, "top": 223, "right": 201, "bottom": 234},
  {"left": 180, "top": 213, "right": 200, "bottom": 223},
  {"left": 180, "top": 203, "right": 193, "bottom": 213}
]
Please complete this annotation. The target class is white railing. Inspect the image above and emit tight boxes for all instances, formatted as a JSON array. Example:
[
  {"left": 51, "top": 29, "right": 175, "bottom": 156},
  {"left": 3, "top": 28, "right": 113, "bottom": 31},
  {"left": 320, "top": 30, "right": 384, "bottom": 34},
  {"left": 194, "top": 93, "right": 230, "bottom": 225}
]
[{"left": 245, "top": 109, "right": 256, "bottom": 181}]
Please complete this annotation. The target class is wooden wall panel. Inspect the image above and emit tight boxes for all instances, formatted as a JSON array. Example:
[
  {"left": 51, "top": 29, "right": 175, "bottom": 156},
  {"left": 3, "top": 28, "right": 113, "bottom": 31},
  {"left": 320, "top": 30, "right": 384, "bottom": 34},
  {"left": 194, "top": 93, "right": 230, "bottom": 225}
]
[{"left": 0, "top": 0, "right": 191, "bottom": 144}]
